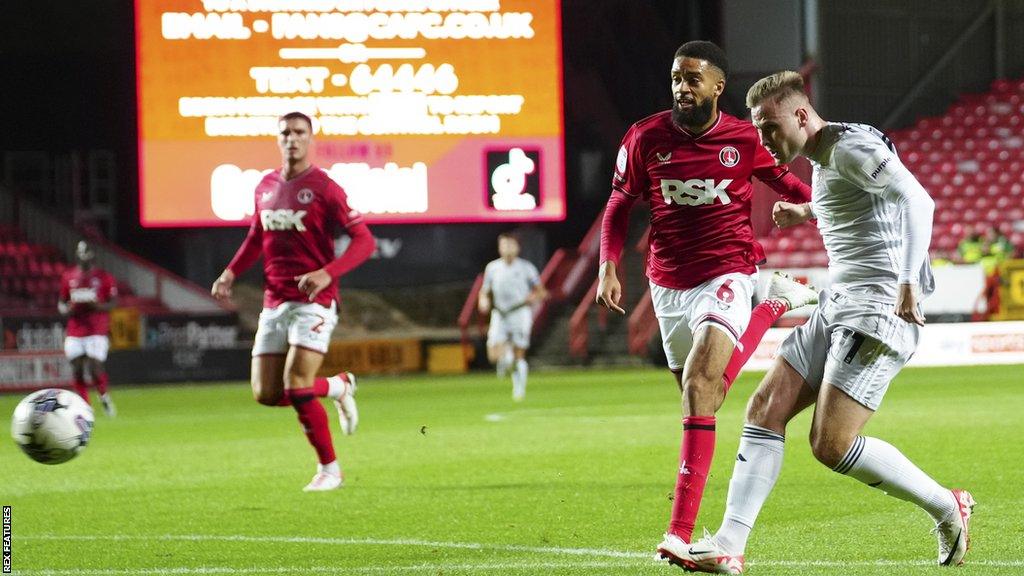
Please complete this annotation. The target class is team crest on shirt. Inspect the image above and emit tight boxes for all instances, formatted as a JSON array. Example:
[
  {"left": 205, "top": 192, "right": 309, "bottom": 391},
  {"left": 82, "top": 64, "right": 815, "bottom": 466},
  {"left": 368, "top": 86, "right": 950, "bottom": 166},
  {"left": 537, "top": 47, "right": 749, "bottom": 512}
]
[
  {"left": 719, "top": 146, "right": 740, "bottom": 167},
  {"left": 296, "top": 188, "right": 314, "bottom": 204},
  {"left": 656, "top": 152, "right": 672, "bottom": 163}
]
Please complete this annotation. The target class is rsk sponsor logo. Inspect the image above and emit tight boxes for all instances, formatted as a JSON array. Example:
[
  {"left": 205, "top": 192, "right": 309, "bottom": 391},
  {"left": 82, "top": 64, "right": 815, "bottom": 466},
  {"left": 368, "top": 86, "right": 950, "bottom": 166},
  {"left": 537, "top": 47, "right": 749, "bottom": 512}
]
[
  {"left": 260, "top": 209, "right": 307, "bottom": 231},
  {"left": 660, "top": 179, "right": 733, "bottom": 206}
]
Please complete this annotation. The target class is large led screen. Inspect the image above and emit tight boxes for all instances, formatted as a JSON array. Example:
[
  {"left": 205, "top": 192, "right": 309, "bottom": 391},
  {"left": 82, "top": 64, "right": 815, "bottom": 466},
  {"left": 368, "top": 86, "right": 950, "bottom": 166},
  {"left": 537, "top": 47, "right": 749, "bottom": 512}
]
[{"left": 136, "top": 1, "right": 564, "bottom": 226}]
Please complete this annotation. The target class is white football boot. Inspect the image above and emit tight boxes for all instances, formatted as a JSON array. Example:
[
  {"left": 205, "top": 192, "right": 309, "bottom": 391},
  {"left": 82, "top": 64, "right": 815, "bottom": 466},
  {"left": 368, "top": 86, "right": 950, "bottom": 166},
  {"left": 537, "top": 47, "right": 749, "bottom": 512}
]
[
  {"left": 934, "top": 489, "right": 975, "bottom": 566},
  {"left": 302, "top": 471, "right": 344, "bottom": 492},
  {"left": 99, "top": 394, "right": 117, "bottom": 417},
  {"left": 656, "top": 532, "right": 690, "bottom": 566},
  {"left": 673, "top": 529, "right": 744, "bottom": 574},
  {"left": 332, "top": 372, "right": 359, "bottom": 436},
  {"left": 765, "top": 271, "right": 818, "bottom": 310}
]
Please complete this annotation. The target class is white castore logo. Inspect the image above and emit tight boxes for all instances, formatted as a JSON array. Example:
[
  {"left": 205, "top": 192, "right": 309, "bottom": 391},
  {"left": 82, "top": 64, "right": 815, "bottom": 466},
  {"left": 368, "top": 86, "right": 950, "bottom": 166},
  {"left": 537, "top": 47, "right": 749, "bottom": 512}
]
[
  {"left": 260, "top": 209, "right": 307, "bottom": 231},
  {"left": 660, "top": 179, "right": 733, "bottom": 206}
]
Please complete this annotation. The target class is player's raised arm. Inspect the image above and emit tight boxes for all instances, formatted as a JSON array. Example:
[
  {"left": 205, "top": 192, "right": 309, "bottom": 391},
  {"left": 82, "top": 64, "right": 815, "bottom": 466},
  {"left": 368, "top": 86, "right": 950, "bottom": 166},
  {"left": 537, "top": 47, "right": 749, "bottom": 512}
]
[{"left": 772, "top": 200, "right": 814, "bottom": 228}]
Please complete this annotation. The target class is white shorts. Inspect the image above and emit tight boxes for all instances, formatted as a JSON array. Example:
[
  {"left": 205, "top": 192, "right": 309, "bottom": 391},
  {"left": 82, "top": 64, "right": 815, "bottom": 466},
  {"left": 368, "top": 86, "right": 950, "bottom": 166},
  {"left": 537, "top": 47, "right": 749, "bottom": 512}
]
[
  {"left": 64, "top": 335, "right": 110, "bottom": 362},
  {"left": 777, "top": 290, "right": 919, "bottom": 411},
  {"left": 650, "top": 272, "right": 757, "bottom": 371},
  {"left": 487, "top": 307, "right": 533, "bottom": 350},
  {"left": 252, "top": 301, "right": 338, "bottom": 356}
]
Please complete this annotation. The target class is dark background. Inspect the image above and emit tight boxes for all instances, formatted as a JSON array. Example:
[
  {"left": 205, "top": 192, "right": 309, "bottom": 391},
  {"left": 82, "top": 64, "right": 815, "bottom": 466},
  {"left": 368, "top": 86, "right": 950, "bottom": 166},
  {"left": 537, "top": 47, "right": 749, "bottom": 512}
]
[{"left": 1, "top": 0, "right": 1022, "bottom": 288}]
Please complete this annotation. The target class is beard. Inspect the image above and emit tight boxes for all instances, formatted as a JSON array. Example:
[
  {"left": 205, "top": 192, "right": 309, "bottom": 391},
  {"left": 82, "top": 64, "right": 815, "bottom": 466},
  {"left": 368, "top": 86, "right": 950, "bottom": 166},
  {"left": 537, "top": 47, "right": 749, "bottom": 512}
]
[{"left": 671, "top": 97, "right": 714, "bottom": 130}]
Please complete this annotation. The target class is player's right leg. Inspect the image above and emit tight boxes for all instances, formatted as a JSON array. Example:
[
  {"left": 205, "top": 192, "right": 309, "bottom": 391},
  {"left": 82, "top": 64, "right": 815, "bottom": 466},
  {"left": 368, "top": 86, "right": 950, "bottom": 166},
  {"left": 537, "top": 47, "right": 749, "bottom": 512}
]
[
  {"left": 659, "top": 325, "right": 735, "bottom": 546},
  {"left": 721, "top": 272, "right": 818, "bottom": 393},
  {"left": 486, "top": 312, "right": 514, "bottom": 378},
  {"left": 652, "top": 273, "right": 756, "bottom": 550},
  {"left": 251, "top": 354, "right": 287, "bottom": 405},
  {"left": 672, "top": 358, "right": 817, "bottom": 574},
  {"left": 669, "top": 295, "right": 828, "bottom": 573},
  {"left": 65, "top": 338, "right": 90, "bottom": 404},
  {"left": 251, "top": 304, "right": 291, "bottom": 405}
]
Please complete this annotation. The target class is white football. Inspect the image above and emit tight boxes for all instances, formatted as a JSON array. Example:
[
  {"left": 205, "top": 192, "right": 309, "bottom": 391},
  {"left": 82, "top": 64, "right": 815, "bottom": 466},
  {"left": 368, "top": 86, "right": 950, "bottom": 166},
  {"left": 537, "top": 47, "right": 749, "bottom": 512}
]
[{"left": 11, "top": 388, "right": 95, "bottom": 464}]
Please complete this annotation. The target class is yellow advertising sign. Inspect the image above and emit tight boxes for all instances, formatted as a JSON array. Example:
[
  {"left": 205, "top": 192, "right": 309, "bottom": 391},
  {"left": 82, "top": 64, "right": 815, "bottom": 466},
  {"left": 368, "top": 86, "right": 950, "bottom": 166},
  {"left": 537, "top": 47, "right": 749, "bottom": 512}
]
[
  {"left": 319, "top": 338, "right": 422, "bottom": 375},
  {"left": 109, "top": 307, "right": 143, "bottom": 350}
]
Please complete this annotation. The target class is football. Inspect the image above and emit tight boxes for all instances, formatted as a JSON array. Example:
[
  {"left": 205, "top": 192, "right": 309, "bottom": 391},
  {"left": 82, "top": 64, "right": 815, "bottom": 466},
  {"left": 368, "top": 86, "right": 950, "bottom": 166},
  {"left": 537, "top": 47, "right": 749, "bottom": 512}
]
[{"left": 10, "top": 388, "right": 95, "bottom": 465}]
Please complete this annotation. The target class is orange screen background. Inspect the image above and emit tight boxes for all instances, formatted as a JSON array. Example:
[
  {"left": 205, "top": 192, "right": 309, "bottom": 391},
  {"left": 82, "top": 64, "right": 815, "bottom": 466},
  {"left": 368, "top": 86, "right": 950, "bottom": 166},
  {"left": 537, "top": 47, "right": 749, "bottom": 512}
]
[{"left": 136, "top": 1, "right": 565, "bottom": 226}]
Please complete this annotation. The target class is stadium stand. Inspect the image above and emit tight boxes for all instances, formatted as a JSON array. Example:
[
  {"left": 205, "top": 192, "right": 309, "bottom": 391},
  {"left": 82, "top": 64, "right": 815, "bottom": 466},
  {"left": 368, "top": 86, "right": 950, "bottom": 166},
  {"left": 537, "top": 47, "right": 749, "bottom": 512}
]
[{"left": 483, "top": 78, "right": 1024, "bottom": 361}]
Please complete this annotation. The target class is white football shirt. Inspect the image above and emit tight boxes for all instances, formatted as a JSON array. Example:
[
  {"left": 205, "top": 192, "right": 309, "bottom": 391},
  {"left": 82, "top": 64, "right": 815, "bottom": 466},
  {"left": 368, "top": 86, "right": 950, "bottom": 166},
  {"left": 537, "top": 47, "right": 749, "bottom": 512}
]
[
  {"left": 807, "top": 122, "right": 935, "bottom": 302},
  {"left": 482, "top": 257, "right": 541, "bottom": 313}
]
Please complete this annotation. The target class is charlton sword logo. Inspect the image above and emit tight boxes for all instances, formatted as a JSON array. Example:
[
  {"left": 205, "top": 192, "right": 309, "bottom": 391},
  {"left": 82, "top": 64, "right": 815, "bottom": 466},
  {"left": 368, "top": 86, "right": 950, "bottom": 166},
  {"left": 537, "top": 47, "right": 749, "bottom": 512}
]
[{"left": 719, "top": 146, "right": 740, "bottom": 167}]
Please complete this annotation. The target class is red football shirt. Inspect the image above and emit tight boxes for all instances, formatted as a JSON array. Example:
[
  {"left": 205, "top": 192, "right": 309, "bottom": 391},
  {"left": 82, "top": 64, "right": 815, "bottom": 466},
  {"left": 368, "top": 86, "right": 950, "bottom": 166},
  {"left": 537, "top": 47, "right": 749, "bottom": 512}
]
[
  {"left": 230, "top": 165, "right": 365, "bottom": 308},
  {"left": 60, "top": 266, "right": 117, "bottom": 337},
  {"left": 605, "top": 110, "right": 809, "bottom": 290}
]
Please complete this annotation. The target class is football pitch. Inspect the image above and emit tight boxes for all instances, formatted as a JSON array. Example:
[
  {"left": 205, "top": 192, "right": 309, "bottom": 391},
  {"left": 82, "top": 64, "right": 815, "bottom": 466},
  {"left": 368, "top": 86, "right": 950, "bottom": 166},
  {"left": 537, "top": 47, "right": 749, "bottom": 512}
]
[{"left": 2, "top": 364, "right": 1022, "bottom": 575}]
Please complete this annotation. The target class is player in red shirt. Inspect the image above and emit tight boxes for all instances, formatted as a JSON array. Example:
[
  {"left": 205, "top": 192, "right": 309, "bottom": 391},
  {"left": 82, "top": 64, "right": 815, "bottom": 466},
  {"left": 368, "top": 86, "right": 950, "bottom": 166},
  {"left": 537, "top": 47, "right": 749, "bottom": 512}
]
[
  {"left": 596, "top": 41, "right": 818, "bottom": 561},
  {"left": 59, "top": 240, "right": 119, "bottom": 416},
  {"left": 212, "top": 111, "right": 376, "bottom": 492}
]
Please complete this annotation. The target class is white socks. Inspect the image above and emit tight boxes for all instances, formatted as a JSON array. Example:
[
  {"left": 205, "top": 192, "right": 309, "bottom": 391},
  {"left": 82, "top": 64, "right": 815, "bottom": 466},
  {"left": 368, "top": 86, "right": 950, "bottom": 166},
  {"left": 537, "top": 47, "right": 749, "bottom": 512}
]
[
  {"left": 511, "top": 358, "right": 528, "bottom": 400},
  {"left": 318, "top": 460, "right": 341, "bottom": 477},
  {"left": 326, "top": 375, "right": 345, "bottom": 399},
  {"left": 497, "top": 348, "right": 515, "bottom": 377},
  {"left": 715, "top": 424, "right": 786, "bottom": 555},
  {"left": 835, "top": 436, "right": 956, "bottom": 523}
]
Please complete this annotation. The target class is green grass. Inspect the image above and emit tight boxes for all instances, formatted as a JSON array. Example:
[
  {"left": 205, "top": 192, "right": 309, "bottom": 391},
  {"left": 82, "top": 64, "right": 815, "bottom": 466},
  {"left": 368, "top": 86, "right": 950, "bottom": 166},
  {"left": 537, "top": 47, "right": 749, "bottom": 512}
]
[{"left": 2, "top": 365, "right": 1022, "bottom": 575}]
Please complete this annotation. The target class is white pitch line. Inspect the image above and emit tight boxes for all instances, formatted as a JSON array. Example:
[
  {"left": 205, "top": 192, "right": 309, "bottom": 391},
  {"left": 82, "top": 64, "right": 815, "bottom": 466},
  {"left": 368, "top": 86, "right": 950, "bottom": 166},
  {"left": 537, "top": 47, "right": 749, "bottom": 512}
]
[
  {"left": 22, "top": 534, "right": 647, "bottom": 559},
  {"left": 18, "top": 534, "right": 1024, "bottom": 569},
  {"left": 9, "top": 561, "right": 641, "bottom": 576}
]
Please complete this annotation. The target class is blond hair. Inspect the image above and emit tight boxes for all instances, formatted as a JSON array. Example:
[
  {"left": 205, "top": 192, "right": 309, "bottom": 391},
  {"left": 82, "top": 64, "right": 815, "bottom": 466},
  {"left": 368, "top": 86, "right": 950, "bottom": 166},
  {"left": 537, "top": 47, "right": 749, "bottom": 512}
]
[{"left": 746, "top": 71, "right": 806, "bottom": 109}]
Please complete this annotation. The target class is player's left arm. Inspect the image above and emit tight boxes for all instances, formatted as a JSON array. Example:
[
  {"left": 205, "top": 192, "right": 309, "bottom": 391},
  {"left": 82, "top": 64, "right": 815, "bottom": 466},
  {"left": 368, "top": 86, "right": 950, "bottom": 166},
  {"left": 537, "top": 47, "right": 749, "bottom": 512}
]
[
  {"left": 889, "top": 176, "right": 933, "bottom": 326},
  {"left": 526, "top": 265, "right": 548, "bottom": 305},
  {"left": 836, "top": 138, "right": 934, "bottom": 326},
  {"left": 297, "top": 186, "right": 377, "bottom": 301},
  {"left": 95, "top": 274, "right": 119, "bottom": 312}
]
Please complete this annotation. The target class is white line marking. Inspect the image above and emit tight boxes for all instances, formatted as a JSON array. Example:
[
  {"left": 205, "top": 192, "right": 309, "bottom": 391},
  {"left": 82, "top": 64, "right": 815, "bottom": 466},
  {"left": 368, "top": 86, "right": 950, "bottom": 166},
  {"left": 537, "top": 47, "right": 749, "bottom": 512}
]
[
  {"left": 11, "top": 562, "right": 640, "bottom": 575},
  {"left": 19, "top": 534, "right": 1024, "bottom": 569},
  {"left": 23, "top": 534, "right": 646, "bottom": 559},
  {"left": 484, "top": 413, "right": 505, "bottom": 422}
]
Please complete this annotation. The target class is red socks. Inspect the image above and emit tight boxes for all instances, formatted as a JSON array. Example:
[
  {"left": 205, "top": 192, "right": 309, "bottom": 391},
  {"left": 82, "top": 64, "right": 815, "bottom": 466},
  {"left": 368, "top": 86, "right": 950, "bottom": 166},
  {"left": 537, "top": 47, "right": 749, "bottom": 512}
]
[
  {"left": 286, "top": 388, "right": 336, "bottom": 465},
  {"left": 72, "top": 376, "right": 90, "bottom": 405},
  {"left": 94, "top": 372, "right": 109, "bottom": 395},
  {"left": 668, "top": 415, "right": 717, "bottom": 543},
  {"left": 722, "top": 299, "right": 789, "bottom": 392}
]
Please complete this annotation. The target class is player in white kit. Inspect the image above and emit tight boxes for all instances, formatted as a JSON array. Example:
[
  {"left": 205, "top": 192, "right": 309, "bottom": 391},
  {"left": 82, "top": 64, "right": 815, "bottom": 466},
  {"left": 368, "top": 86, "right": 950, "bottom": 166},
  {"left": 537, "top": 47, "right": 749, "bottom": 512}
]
[
  {"left": 477, "top": 233, "right": 547, "bottom": 401},
  {"left": 671, "top": 72, "right": 975, "bottom": 573}
]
